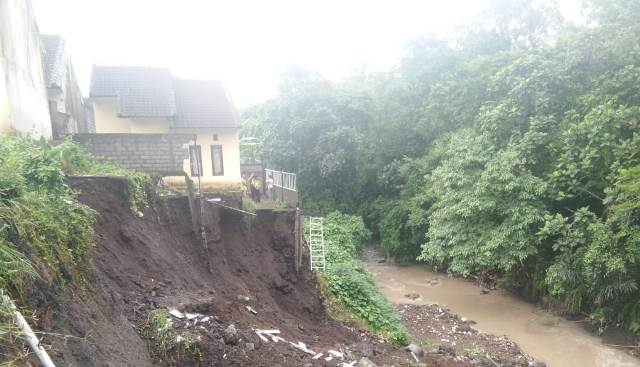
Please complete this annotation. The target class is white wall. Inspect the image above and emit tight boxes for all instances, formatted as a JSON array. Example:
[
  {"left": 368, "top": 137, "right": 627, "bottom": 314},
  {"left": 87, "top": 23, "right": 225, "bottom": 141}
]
[
  {"left": 174, "top": 127, "right": 242, "bottom": 184},
  {"left": 0, "top": 0, "right": 52, "bottom": 139}
]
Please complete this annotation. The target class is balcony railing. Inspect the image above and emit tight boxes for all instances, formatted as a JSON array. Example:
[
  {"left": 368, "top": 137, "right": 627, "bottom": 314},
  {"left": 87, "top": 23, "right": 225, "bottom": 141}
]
[{"left": 265, "top": 169, "right": 297, "bottom": 192}]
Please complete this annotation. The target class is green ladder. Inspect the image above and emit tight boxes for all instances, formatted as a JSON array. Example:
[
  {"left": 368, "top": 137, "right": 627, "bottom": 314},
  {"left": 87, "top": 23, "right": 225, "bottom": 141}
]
[{"left": 309, "top": 217, "right": 326, "bottom": 271}]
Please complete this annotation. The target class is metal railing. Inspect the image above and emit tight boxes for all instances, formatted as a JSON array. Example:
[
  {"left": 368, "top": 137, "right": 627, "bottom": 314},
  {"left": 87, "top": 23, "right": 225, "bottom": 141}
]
[{"left": 265, "top": 169, "right": 297, "bottom": 192}]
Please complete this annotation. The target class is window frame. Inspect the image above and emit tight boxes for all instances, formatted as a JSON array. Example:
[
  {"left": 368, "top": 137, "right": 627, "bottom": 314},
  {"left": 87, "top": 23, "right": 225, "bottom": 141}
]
[
  {"left": 189, "top": 145, "right": 203, "bottom": 177},
  {"left": 211, "top": 144, "right": 224, "bottom": 176}
]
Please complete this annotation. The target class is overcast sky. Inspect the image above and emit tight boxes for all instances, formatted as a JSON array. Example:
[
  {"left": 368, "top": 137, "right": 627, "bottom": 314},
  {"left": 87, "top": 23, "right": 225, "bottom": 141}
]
[{"left": 32, "top": 0, "right": 582, "bottom": 108}]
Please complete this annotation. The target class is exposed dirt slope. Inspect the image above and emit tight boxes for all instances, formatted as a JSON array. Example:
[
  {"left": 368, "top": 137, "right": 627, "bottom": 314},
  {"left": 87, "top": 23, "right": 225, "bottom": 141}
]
[
  {"left": 21, "top": 177, "right": 513, "bottom": 366},
  {"left": 19, "top": 178, "right": 391, "bottom": 366}
]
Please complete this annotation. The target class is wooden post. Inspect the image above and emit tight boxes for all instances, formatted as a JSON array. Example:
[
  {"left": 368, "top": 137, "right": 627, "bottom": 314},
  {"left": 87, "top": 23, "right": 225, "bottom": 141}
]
[{"left": 294, "top": 208, "right": 300, "bottom": 273}]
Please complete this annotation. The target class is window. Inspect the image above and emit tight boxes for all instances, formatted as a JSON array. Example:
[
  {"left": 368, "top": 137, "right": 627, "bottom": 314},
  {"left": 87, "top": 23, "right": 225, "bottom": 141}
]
[
  {"left": 189, "top": 145, "right": 203, "bottom": 176},
  {"left": 213, "top": 133, "right": 219, "bottom": 141},
  {"left": 211, "top": 145, "right": 224, "bottom": 176}
]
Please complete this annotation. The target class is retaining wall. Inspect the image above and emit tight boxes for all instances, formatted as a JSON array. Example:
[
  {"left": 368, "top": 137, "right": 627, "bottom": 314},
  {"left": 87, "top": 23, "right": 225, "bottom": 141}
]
[{"left": 73, "top": 133, "right": 194, "bottom": 175}]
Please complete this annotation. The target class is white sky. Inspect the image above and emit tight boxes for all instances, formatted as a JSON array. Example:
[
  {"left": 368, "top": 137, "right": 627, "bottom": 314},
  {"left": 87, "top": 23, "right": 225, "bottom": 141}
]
[{"left": 32, "top": 0, "right": 582, "bottom": 108}]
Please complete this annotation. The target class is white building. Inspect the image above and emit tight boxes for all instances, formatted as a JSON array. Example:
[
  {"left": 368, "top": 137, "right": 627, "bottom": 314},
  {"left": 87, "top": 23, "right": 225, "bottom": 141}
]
[{"left": 0, "top": 0, "right": 52, "bottom": 139}]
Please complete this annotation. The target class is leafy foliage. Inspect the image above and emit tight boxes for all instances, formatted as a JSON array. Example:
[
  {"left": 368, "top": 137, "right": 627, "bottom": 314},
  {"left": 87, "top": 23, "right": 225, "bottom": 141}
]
[
  {"left": 137, "top": 309, "right": 202, "bottom": 364},
  {"left": 246, "top": 0, "right": 640, "bottom": 336},
  {"left": 313, "top": 213, "right": 410, "bottom": 345},
  {"left": 0, "top": 136, "right": 150, "bottom": 289},
  {"left": 0, "top": 136, "right": 153, "bottom": 365}
]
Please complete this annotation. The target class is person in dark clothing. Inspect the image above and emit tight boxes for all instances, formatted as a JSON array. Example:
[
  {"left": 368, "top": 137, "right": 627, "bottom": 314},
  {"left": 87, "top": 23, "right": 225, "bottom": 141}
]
[{"left": 248, "top": 173, "right": 261, "bottom": 202}]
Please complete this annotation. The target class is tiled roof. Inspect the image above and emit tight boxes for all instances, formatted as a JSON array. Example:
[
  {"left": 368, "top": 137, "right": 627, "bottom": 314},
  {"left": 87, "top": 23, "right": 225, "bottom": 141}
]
[
  {"left": 172, "top": 79, "right": 239, "bottom": 128},
  {"left": 90, "top": 65, "right": 177, "bottom": 118},
  {"left": 41, "top": 35, "right": 67, "bottom": 89}
]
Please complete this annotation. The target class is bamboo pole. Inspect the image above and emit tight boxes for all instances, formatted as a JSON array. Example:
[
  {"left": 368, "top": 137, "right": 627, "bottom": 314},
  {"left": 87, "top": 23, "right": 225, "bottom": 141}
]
[
  {"left": 207, "top": 200, "right": 256, "bottom": 216},
  {"left": 1, "top": 290, "right": 56, "bottom": 367}
]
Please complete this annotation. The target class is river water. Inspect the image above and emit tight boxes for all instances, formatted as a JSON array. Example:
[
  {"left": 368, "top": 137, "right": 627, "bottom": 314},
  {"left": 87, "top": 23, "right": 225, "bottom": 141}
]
[{"left": 364, "top": 251, "right": 640, "bottom": 367}]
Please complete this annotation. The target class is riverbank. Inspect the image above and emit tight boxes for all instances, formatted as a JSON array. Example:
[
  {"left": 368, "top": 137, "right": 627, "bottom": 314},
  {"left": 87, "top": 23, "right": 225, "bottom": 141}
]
[
  {"left": 399, "top": 303, "right": 543, "bottom": 366},
  {"left": 364, "top": 248, "right": 640, "bottom": 367}
]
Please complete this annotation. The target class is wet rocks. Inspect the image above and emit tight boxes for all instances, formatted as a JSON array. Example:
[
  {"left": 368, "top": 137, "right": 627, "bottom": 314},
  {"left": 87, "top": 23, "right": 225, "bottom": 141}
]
[
  {"left": 406, "top": 343, "right": 424, "bottom": 356},
  {"left": 398, "top": 304, "right": 545, "bottom": 367},
  {"left": 438, "top": 345, "right": 456, "bottom": 356},
  {"left": 356, "top": 357, "right": 378, "bottom": 367},
  {"left": 404, "top": 293, "right": 420, "bottom": 300},
  {"left": 355, "top": 342, "right": 375, "bottom": 357},
  {"left": 601, "top": 326, "right": 636, "bottom": 346},
  {"left": 223, "top": 324, "right": 239, "bottom": 345},
  {"left": 535, "top": 313, "right": 560, "bottom": 327}
]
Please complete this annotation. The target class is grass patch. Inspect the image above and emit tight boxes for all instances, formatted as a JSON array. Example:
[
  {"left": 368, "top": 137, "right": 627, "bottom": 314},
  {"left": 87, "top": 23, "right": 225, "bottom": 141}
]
[
  {"left": 311, "top": 212, "right": 411, "bottom": 345},
  {"left": 317, "top": 273, "right": 368, "bottom": 329},
  {"left": 137, "top": 310, "right": 202, "bottom": 364},
  {"left": 0, "top": 136, "right": 153, "bottom": 365}
]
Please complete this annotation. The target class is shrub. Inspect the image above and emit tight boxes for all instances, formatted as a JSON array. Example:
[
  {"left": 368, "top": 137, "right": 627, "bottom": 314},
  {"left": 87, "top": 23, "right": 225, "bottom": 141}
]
[{"left": 313, "top": 212, "right": 411, "bottom": 345}]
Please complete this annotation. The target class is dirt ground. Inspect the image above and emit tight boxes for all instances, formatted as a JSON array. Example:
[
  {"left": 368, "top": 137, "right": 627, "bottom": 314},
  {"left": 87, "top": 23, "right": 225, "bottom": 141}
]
[
  {"left": 14, "top": 176, "right": 567, "bottom": 367},
  {"left": 18, "top": 176, "right": 507, "bottom": 367}
]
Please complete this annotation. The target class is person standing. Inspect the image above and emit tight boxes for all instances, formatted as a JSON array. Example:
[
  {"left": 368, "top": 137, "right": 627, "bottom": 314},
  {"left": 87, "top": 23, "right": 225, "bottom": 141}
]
[
  {"left": 248, "top": 173, "right": 261, "bottom": 202},
  {"left": 266, "top": 174, "right": 274, "bottom": 199}
]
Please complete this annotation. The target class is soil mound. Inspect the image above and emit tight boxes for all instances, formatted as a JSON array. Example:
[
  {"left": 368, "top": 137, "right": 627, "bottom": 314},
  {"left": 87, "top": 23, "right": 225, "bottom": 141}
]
[
  {"left": 23, "top": 177, "right": 385, "bottom": 366},
  {"left": 22, "top": 177, "right": 495, "bottom": 366}
]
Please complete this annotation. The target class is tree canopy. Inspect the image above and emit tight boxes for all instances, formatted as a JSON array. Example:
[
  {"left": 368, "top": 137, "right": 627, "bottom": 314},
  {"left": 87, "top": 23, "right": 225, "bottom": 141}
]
[{"left": 242, "top": 0, "right": 640, "bottom": 337}]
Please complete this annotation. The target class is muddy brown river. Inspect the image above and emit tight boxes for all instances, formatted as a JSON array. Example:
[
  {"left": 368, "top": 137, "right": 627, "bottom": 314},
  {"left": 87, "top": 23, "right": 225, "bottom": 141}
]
[{"left": 365, "top": 253, "right": 640, "bottom": 367}]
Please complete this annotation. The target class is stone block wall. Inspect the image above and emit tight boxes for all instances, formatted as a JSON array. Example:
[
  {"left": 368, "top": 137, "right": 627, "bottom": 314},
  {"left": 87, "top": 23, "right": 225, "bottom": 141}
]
[{"left": 73, "top": 133, "right": 194, "bottom": 175}]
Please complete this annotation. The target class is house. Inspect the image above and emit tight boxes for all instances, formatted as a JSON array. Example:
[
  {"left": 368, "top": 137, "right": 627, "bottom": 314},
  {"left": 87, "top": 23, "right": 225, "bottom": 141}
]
[
  {"left": 41, "top": 34, "right": 91, "bottom": 137},
  {"left": 88, "top": 65, "right": 241, "bottom": 187},
  {"left": 0, "top": 0, "right": 52, "bottom": 139}
]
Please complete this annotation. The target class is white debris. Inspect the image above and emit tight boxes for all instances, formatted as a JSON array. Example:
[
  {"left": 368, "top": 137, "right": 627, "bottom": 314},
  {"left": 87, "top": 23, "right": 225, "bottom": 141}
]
[
  {"left": 169, "top": 309, "right": 185, "bottom": 319},
  {"left": 411, "top": 351, "right": 420, "bottom": 362},
  {"left": 246, "top": 306, "right": 258, "bottom": 315},
  {"left": 257, "top": 329, "right": 280, "bottom": 334},
  {"left": 325, "top": 356, "right": 334, "bottom": 361},
  {"left": 290, "top": 341, "right": 315, "bottom": 355},
  {"left": 200, "top": 316, "right": 210, "bottom": 323},
  {"left": 185, "top": 312, "right": 201, "bottom": 320},
  {"left": 328, "top": 350, "right": 344, "bottom": 359},
  {"left": 176, "top": 335, "right": 183, "bottom": 342},
  {"left": 254, "top": 330, "right": 269, "bottom": 342},
  {"left": 341, "top": 362, "right": 356, "bottom": 367},
  {"left": 312, "top": 353, "right": 324, "bottom": 360},
  {"left": 255, "top": 328, "right": 284, "bottom": 343}
]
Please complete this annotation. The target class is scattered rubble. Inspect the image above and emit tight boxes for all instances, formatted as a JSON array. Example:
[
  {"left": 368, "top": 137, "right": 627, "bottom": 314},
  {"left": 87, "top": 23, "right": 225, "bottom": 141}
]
[{"left": 399, "top": 303, "right": 546, "bottom": 367}]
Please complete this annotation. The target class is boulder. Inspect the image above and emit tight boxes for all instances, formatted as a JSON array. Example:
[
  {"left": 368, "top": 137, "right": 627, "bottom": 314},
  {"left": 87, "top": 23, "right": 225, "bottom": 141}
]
[
  {"left": 355, "top": 342, "right": 374, "bottom": 357},
  {"left": 356, "top": 357, "right": 377, "bottom": 367},
  {"left": 602, "top": 326, "right": 635, "bottom": 346},
  {"left": 223, "top": 324, "right": 239, "bottom": 345}
]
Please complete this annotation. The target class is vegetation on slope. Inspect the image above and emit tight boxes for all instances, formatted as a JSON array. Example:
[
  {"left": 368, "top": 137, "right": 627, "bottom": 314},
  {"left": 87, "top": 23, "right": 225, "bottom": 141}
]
[
  {"left": 244, "top": 0, "right": 640, "bottom": 337},
  {"left": 0, "top": 136, "right": 150, "bottom": 363},
  {"left": 312, "top": 213, "right": 410, "bottom": 345}
]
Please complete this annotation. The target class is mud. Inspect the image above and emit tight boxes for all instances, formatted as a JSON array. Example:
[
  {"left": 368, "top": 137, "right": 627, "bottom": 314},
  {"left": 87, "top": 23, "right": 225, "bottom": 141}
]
[
  {"left": 20, "top": 177, "right": 486, "bottom": 366},
  {"left": 365, "top": 248, "right": 640, "bottom": 367}
]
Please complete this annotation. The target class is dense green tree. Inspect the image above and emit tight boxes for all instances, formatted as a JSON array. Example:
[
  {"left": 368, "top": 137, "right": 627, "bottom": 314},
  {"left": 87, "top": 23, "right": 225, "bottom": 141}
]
[{"left": 242, "top": 0, "right": 640, "bottom": 336}]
